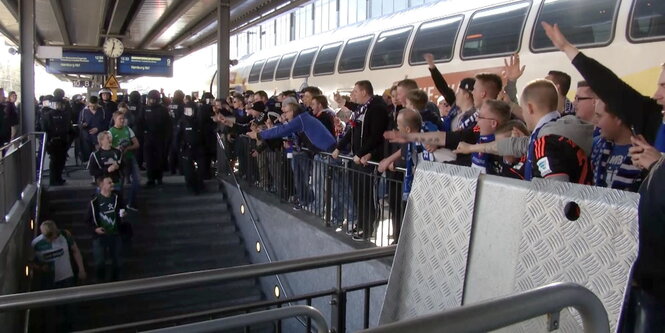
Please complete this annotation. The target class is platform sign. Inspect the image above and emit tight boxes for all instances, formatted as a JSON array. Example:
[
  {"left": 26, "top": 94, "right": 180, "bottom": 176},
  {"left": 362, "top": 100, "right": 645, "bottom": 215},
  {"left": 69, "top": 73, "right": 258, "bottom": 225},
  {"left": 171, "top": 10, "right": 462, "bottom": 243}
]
[
  {"left": 46, "top": 51, "right": 106, "bottom": 75},
  {"left": 117, "top": 54, "right": 174, "bottom": 77},
  {"left": 72, "top": 80, "right": 95, "bottom": 88}
]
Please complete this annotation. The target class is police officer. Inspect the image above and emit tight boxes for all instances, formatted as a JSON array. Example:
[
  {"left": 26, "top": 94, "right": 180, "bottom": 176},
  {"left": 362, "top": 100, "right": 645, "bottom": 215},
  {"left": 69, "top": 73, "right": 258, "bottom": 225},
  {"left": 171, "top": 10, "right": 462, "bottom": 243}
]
[
  {"left": 176, "top": 101, "right": 205, "bottom": 194},
  {"left": 141, "top": 90, "right": 170, "bottom": 187},
  {"left": 127, "top": 91, "right": 145, "bottom": 169},
  {"left": 167, "top": 90, "right": 185, "bottom": 175},
  {"left": 41, "top": 96, "right": 73, "bottom": 186},
  {"left": 99, "top": 88, "right": 117, "bottom": 129},
  {"left": 198, "top": 93, "right": 217, "bottom": 179}
]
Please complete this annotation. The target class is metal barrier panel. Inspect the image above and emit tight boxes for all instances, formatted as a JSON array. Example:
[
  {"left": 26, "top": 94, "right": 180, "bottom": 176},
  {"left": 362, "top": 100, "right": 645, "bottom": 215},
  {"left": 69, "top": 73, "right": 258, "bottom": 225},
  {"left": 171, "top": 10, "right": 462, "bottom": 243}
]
[
  {"left": 379, "top": 163, "right": 638, "bottom": 332},
  {"left": 379, "top": 162, "right": 480, "bottom": 324},
  {"left": 474, "top": 178, "right": 637, "bottom": 333}
]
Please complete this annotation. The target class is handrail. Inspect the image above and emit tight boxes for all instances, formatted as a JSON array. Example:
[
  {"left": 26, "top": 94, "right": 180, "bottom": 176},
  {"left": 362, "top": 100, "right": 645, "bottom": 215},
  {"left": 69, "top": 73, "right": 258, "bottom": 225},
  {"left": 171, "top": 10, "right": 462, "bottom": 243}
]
[
  {"left": 360, "top": 282, "right": 609, "bottom": 333},
  {"left": 0, "top": 245, "right": 396, "bottom": 311},
  {"left": 0, "top": 133, "right": 33, "bottom": 154},
  {"left": 24, "top": 133, "right": 47, "bottom": 333},
  {"left": 144, "top": 305, "right": 330, "bottom": 333},
  {"left": 301, "top": 146, "right": 407, "bottom": 172},
  {"left": 215, "top": 132, "right": 291, "bottom": 299}
]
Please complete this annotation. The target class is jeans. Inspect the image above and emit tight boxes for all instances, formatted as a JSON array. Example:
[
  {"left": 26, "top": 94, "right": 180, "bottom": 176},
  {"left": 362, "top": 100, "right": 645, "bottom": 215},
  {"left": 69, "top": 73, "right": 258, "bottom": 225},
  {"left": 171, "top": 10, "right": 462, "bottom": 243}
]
[
  {"left": 93, "top": 234, "right": 121, "bottom": 281},
  {"left": 331, "top": 159, "right": 356, "bottom": 225},
  {"left": 311, "top": 154, "right": 328, "bottom": 215},
  {"left": 291, "top": 152, "right": 313, "bottom": 205},
  {"left": 123, "top": 157, "right": 141, "bottom": 206}
]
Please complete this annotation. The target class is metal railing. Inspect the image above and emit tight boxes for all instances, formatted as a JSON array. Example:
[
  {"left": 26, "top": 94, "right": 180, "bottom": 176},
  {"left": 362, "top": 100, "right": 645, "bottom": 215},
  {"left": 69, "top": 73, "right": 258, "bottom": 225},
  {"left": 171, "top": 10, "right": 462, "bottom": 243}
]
[
  {"left": 360, "top": 282, "right": 609, "bottom": 333},
  {"left": 218, "top": 134, "right": 406, "bottom": 246},
  {"left": 0, "top": 133, "right": 45, "bottom": 221},
  {"left": 145, "top": 305, "right": 329, "bottom": 333},
  {"left": 0, "top": 245, "right": 395, "bottom": 332}
]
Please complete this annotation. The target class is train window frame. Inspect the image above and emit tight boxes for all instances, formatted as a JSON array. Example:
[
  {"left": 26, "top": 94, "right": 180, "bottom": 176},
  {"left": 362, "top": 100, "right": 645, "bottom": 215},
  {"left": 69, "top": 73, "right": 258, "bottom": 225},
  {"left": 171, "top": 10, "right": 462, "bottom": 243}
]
[
  {"left": 460, "top": 1, "right": 532, "bottom": 61},
  {"left": 409, "top": 15, "right": 464, "bottom": 66},
  {"left": 248, "top": 59, "right": 265, "bottom": 83},
  {"left": 292, "top": 47, "right": 319, "bottom": 78},
  {"left": 275, "top": 52, "right": 297, "bottom": 81},
  {"left": 369, "top": 25, "right": 414, "bottom": 70},
  {"left": 338, "top": 34, "right": 374, "bottom": 74},
  {"left": 260, "top": 56, "right": 280, "bottom": 82},
  {"left": 627, "top": 0, "right": 665, "bottom": 43},
  {"left": 313, "top": 41, "right": 343, "bottom": 76},
  {"left": 530, "top": 0, "right": 621, "bottom": 53}
]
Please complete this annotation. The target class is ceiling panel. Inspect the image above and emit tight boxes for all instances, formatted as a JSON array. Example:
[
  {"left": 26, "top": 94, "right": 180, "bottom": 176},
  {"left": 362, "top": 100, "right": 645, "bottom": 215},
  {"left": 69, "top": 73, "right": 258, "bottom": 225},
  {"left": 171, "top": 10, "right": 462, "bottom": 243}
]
[
  {"left": 126, "top": 0, "right": 175, "bottom": 48},
  {"left": 0, "top": 2, "right": 18, "bottom": 43},
  {"left": 35, "top": 0, "right": 64, "bottom": 44},
  {"left": 152, "top": 0, "right": 217, "bottom": 49}
]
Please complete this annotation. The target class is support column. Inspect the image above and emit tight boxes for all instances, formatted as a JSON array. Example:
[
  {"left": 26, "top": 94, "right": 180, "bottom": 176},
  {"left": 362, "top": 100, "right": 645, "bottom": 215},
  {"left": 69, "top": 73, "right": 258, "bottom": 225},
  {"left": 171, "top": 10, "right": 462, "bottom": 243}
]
[
  {"left": 20, "top": 0, "right": 36, "bottom": 134},
  {"left": 217, "top": 0, "right": 230, "bottom": 99}
]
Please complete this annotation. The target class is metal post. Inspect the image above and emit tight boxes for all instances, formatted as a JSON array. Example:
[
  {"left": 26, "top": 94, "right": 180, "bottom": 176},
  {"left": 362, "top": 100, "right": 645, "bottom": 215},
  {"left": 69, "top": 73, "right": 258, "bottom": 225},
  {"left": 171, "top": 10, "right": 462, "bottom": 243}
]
[
  {"left": 330, "top": 264, "right": 346, "bottom": 333},
  {"left": 19, "top": 0, "right": 36, "bottom": 134},
  {"left": 217, "top": 0, "right": 230, "bottom": 99},
  {"left": 324, "top": 160, "right": 333, "bottom": 227}
]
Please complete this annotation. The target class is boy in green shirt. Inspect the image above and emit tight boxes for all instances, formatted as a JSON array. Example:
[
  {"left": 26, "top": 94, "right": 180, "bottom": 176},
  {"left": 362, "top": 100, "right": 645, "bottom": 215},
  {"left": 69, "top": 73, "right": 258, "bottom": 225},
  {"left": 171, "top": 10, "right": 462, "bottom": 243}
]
[
  {"left": 109, "top": 110, "right": 141, "bottom": 211},
  {"left": 87, "top": 176, "right": 125, "bottom": 281}
]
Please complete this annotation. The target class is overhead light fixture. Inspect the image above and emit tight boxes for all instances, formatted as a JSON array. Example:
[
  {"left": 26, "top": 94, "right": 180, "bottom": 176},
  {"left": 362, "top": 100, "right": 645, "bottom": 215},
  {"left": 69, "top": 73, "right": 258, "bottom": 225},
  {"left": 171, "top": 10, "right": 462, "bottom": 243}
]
[
  {"left": 274, "top": 285, "right": 280, "bottom": 298},
  {"left": 255, "top": 241, "right": 261, "bottom": 253},
  {"left": 240, "top": 204, "right": 245, "bottom": 215}
]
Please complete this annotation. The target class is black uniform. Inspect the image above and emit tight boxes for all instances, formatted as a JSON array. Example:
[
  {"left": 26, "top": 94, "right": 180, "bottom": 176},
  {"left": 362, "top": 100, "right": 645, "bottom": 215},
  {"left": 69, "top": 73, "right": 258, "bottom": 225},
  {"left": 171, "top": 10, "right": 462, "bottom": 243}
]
[
  {"left": 141, "top": 101, "right": 170, "bottom": 186},
  {"left": 197, "top": 102, "right": 217, "bottom": 179},
  {"left": 41, "top": 104, "right": 73, "bottom": 185},
  {"left": 167, "top": 101, "right": 184, "bottom": 174},
  {"left": 176, "top": 104, "right": 205, "bottom": 194},
  {"left": 128, "top": 92, "right": 145, "bottom": 168},
  {"left": 100, "top": 99, "right": 118, "bottom": 130}
]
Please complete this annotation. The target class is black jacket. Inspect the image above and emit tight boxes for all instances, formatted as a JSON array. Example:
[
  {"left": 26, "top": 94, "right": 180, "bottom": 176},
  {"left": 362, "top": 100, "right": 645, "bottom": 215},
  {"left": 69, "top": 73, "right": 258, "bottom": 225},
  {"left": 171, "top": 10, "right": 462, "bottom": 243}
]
[
  {"left": 571, "top": 52, "right": 662, "bottom": 144},
  {"left": 338, "top": 96, "right": 390, "bottom": 161}
]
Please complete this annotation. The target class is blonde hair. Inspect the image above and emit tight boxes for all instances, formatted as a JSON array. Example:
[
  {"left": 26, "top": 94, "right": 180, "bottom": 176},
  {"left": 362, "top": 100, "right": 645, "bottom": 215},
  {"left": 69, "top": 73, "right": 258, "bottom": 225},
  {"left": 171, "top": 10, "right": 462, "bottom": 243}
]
[
  {"left": 97, "top": 131, "right": 111, "bottom": 143},
  {"left": 40, "top": 220, "right": 59, "bottom": 239}
]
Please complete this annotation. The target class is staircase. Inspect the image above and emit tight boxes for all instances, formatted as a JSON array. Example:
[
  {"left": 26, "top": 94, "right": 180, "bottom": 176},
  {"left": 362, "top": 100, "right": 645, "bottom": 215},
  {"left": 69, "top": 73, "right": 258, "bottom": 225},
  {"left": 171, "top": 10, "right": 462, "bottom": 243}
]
[{"left": 37, "top": 172, "right": 266, "bottom": 331}]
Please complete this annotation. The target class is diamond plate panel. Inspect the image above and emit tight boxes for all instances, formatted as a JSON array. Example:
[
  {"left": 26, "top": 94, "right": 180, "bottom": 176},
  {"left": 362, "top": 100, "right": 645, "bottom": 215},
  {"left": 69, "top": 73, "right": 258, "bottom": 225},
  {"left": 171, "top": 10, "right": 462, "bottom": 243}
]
[
  {"left": 379, "top": 162, "right": 480, "bottom": 324},
  {"left": 509, "top": 179, "right": 639, "bottom": 333}
]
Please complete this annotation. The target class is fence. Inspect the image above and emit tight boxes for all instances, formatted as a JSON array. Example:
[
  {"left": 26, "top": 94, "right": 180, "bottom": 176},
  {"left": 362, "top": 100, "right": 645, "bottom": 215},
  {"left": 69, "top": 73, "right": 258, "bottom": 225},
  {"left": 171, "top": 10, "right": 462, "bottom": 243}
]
[{"left": 217, "top": 134, "right": 406, "bottom": 246}]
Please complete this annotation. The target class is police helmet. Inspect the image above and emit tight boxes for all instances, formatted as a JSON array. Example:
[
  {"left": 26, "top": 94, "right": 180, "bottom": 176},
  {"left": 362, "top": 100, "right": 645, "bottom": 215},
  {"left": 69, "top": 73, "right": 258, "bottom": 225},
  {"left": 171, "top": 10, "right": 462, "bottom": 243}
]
[
  {"left": 129, "top": 91, "right": 141, "bottom": 104},
  {"left": 53, "top": 88, "right": 65, "bottom": 101},
  {"left": 99, "top": 88, "right": 112, "bottom": 96},
  {"left": 147, "top": 90, "right": 161, "bottom": 104}
]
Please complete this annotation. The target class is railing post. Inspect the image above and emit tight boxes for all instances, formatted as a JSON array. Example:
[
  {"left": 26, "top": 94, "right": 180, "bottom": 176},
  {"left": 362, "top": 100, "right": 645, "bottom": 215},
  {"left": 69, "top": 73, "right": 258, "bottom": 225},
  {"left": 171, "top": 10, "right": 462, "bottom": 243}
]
[
  {"left": 331, "top": 264, "right": 346, "bottom": 333},
  {"left": 324, "top": 158, "right": 333, "bottom": 227}
]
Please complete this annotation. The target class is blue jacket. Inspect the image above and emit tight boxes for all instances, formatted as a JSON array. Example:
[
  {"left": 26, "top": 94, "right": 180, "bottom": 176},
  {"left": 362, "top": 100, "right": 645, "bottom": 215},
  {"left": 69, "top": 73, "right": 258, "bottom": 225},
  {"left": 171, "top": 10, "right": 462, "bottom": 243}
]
[{"left": 258, "top": 112, "right": 336, "bottom": 152}]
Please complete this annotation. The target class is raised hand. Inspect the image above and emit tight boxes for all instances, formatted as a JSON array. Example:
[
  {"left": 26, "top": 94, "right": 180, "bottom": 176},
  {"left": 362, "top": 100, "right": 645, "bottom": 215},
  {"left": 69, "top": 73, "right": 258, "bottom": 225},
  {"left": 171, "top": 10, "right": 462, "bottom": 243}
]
[
  {"left": 502, "top": 54, "right": 525, "bottom": 81},
  {"left": 541, "top": 22, "right": 579, "bottom": 59},
  {"left": 423, "top": 53, "right": 436, "bottom": 68}
]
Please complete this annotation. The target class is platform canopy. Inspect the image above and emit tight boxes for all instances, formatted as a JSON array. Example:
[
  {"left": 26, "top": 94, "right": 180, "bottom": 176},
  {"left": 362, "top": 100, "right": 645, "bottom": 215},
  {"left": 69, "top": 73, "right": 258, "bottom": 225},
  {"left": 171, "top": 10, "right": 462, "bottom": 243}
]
[{"left": 0, "top": 0, "right": 308, "bottom": 59}]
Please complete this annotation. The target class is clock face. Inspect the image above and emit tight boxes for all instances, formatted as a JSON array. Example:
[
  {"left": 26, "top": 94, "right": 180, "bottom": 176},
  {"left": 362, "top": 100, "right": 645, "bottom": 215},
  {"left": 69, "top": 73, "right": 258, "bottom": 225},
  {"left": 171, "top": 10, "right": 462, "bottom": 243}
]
[{"left": 103, "top": 38, "right": 124, "bottom": 58}]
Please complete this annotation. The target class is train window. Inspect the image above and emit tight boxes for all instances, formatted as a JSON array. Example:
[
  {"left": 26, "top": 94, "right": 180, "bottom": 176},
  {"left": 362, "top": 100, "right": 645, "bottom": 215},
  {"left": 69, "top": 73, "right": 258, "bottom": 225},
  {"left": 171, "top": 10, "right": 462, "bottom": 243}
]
[
  {"left": 532, "top": 0, "right": 620, "bottom": 51},
  {"left": 293, "top": 48, "right": 318, "bottom": 78},
  {"left": 313, "top": 42, "right": 343, "bottom": 76},
  {"left": 410, "top": 15, "right": 463, "bottom": 65},
  {"left": 248, "top": 60, "right": 265, "bottom": 83},
  {"left": 275, "top": 53, "right": 297, "bottom": 80},
  {"left": 462, "top": 2, "right": 530, "bottom": 59},
  {"left": 260, "top": 57, "right": 280, "bottom": 82},
  {"left": 339, "top": 35, "right": 373, "bottom": 73},
  {"left": 369, "top": 26, "right": 413, "bottom": 69},
  {"left": 629, "top": 0, "right": 665, "bottom": 42}
]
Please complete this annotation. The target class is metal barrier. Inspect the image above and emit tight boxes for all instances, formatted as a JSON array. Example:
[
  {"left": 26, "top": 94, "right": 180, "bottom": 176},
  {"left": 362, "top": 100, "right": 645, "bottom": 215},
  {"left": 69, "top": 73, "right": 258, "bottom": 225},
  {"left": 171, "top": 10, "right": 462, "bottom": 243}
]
[
  {"left": 218, "top": 134, "right": 406, "bottom": 246},
  {"left": 362, "top": 282, "right": 609, "bottom": 333},
  {"left": 0, "top": 245, "right": 395, "bottom": 332},
  {"left": 145, "top": 305, "right": 329, "bottom": 333}
]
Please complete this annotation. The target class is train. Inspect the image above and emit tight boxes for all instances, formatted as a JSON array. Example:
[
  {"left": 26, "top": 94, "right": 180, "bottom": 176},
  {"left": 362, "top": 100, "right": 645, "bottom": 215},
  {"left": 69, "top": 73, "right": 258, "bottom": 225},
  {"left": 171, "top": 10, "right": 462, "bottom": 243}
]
[{"left": 226, "top": 0, "right": 664, "bottom": 103}]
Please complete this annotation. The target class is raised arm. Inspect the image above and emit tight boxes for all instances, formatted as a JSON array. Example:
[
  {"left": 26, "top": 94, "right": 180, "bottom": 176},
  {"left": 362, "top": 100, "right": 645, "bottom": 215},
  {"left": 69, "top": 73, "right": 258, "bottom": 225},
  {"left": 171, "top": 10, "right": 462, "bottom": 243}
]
[{"left": 425, "top": 53, "right": 456, "bottom": 106}]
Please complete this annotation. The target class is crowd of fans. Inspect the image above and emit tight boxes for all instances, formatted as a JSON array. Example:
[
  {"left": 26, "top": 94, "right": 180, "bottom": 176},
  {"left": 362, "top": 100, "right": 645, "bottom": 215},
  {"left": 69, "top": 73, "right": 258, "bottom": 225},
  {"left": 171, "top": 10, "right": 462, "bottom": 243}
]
[{"left": 24, "top": 22, "right": 665, "bottom": 330}]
